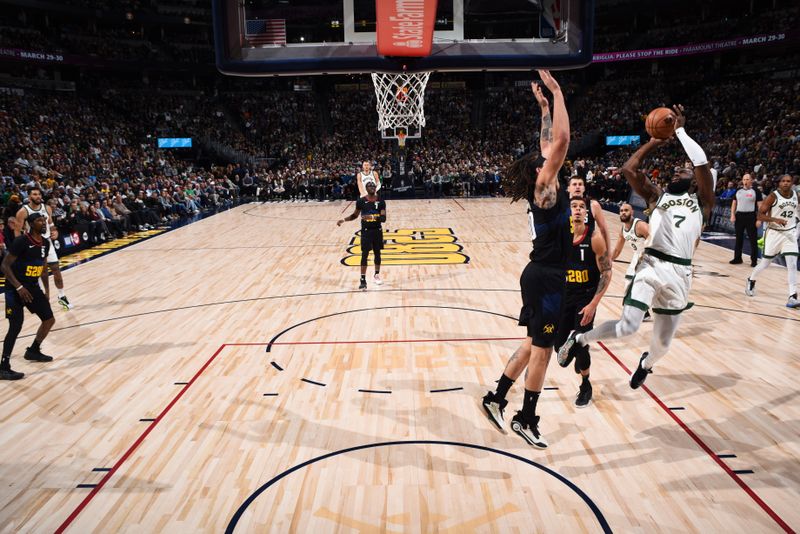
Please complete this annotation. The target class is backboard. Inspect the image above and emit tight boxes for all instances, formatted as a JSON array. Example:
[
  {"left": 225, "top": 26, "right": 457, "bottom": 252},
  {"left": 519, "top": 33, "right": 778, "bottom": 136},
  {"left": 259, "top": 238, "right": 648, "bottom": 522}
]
[{"left": 213, "top": 0, "right": 594, "bottom": 76}]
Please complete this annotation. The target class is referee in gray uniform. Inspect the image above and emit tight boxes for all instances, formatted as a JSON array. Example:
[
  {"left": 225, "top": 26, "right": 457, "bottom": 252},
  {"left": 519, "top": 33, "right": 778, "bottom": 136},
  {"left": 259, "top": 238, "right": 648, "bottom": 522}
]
[{"left": 729, "top": 173, "right": 762, "bottom": 266}]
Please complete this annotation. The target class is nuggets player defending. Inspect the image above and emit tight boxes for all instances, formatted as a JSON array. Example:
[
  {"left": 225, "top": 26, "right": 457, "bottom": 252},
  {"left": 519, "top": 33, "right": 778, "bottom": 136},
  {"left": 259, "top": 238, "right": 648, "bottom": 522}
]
[
  {"left": 559, "top": 105, "right": 716, "bottom": 389},
  {"left": 554, "top": 196, "right": 613, "bottom": 408},
  {"left": 481, "top": 70, "right": 571, "bottom": 448},
  {"left": 535, "top": 82, "right": 610, "bottom": 253},
  {"left": 357, "top": 161, "right": 381, "bottom": 198}
]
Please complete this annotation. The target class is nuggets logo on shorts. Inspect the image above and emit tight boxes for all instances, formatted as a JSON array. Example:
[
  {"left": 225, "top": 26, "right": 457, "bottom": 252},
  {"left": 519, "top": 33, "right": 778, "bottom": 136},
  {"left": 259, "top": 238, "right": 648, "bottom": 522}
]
[
  {"left": 6, "top": 307, "right": 13, "bottom": 317},
  {"left": 542, "top": 323, "right": 555, "bottom": 334},
  {"left": 341, "top": 227, "right": 469, "bottom": 266}
]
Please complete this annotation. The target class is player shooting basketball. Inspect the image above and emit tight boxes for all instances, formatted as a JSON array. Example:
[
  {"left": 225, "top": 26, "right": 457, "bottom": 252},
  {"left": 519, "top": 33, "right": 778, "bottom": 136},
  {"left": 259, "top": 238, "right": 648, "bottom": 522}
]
[{"left": 558, "top": 105, "right": 716, "bottom": 390}]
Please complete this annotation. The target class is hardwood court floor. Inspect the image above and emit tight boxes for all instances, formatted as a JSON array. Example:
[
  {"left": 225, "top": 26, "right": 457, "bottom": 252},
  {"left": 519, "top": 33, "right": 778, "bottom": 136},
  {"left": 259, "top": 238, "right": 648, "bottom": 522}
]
[{"left": 0, "top": 198, "right": 797, "bottom": 533}]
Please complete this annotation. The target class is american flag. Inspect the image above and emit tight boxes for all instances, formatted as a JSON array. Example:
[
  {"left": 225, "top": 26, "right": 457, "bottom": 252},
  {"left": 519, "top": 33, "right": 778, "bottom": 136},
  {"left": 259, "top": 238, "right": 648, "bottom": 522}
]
[{"left": 245, "top": 19, "right": 286, "bottom": 45}]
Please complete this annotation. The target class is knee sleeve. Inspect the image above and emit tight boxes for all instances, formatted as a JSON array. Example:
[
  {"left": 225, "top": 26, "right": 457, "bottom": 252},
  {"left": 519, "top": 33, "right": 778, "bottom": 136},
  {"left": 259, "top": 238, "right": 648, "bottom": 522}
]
[
  {"left": 373, "top": 247, "right": 381, "bottom": 265},
  {"left": 361, "top": 247, "right": 369, "bottom": 266}
]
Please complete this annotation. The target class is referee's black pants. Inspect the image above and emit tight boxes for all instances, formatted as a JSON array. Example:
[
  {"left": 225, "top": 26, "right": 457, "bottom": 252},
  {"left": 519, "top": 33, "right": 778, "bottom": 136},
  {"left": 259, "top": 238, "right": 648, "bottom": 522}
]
[{"left": 733, "top": 211, "right": 758, "bottom": 263}]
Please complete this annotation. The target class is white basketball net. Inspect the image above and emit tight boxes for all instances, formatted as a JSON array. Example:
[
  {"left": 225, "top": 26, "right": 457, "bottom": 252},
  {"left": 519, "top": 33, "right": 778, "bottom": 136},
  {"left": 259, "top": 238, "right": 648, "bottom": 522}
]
[{"left": 371, "top": 72, "right": 431, "bottom": 139}]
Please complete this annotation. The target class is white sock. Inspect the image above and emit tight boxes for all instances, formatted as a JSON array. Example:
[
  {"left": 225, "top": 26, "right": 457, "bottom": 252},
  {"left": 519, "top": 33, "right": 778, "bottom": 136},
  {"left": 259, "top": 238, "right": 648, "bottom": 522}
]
[
  {"left": 58, "top": 289, "right": 65, "bottom": 298},
  {"left": 788, "top": 259, "right": 798, "bottom": 297}
]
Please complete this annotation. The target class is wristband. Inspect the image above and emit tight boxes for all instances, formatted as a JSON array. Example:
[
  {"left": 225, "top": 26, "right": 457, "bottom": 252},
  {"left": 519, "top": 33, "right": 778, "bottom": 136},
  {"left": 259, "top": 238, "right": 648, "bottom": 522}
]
[{"left": 16, "top": 285, "right": 23, "bottom": 291}]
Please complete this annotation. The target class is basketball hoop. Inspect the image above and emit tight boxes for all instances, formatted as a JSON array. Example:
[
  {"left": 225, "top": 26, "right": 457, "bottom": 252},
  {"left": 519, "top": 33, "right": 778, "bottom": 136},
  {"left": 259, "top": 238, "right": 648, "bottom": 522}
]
[{"left": 372, "top": 71, "right": 430, "bottom": 140}]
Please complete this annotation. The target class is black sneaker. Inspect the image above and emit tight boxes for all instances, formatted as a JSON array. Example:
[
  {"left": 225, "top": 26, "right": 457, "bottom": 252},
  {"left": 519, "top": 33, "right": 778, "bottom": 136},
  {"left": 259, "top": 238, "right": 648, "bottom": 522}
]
[
  {"left": 481, "top": 391, "right": 508, "bottom": 432},
  {"left": 58, "top": 296, "right": 74, "bottom": 310},
  {"left": 0, "top": 366, "right": 24, "bottom": 380},
  {"left": 745, "top": 278, "right": 756, "bottom": 297},
  {"left": 24, "top": 346, "right": 53, "bottom": 362},
  {"left": 358, "top": 279, "right": 367, "bottom": 291},
  {"left": 629, "top": 352, "right": 652, "bottom": 389},
  {"left": 557, "top": 330, "right": 588, "bottom": 369},
  {"left": 510, "top": 411, "right": 548, "bottom": 448},
  {"left": 729, "top": 258, "right": 743, "bottom": 265},
  {"left": 575, "top": 381, "right": 592, "bottom": 408}
]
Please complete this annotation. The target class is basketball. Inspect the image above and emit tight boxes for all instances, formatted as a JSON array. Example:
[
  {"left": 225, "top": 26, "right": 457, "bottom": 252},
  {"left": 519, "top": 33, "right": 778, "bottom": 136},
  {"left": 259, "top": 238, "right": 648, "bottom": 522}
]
[{"left": 645, "top": 107, "right": 677, "bottom": 139}]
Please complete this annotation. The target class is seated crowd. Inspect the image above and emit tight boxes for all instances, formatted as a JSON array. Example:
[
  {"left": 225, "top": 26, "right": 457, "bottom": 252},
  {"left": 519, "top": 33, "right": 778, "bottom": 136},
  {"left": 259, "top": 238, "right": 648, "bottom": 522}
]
[{"left": 1, "top": 63, "right": 798, "bottom": 256}]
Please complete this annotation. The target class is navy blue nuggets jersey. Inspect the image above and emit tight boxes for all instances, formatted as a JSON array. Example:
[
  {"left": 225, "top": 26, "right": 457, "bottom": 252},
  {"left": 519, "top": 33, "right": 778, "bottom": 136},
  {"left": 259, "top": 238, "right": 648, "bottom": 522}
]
[
  {"left": 565, "top": 225, "right": 600, "bottom": 297},
  {"left": 356, "top": 196, "right": 386, "bottom": 230},
  {"left": 6, "top": 234, "right": 49, "bottom": 289},
  {"left": 527, "top": 188, "right": 572, "bottom": 266}
]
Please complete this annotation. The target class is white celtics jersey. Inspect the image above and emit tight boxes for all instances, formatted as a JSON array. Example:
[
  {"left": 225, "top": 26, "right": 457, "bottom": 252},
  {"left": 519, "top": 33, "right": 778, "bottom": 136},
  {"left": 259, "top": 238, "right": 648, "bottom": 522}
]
[
  {"left": 769, "top": 189, "right": 798, "bottom": 231},
  {"left": 647, "top": 192, "right": 703, "bottom": 263},
  {"left": 622, "top": 217, "right": 646, "bottom": 254},
  {"left": 23, "top": 203, "right": 51, "bottom": 237}
]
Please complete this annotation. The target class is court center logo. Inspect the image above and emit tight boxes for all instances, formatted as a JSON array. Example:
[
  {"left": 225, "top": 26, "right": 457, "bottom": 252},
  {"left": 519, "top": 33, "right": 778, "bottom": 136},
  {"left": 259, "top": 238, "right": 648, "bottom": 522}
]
[{"left": 341, "top": 227, "right": 469, "bottom": 266}]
